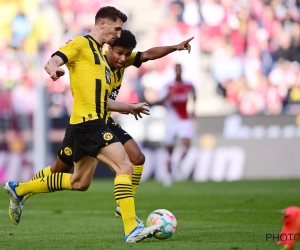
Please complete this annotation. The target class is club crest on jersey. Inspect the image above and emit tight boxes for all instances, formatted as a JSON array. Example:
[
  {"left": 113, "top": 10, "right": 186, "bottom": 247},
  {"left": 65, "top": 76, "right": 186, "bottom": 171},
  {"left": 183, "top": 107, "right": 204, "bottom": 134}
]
[
  {"left": 88, "top": 114, "right": 93, "bottom": 119},
  {"left": 105, "top": 66, "right": 111, "bottom": 85},
  {"left": 103, "top": 132, "right": 113, "bottom": 141},
  {"left": 64, "top": 147, "right": 72, "bottom": 156}
]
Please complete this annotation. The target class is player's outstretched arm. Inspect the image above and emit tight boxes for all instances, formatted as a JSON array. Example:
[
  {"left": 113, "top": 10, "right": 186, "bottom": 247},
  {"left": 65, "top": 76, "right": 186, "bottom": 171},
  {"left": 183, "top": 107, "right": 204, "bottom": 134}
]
[
  {"left": 44, "top": 55, "right": 65, "bottom": 81},
  {"left": 140, "top": 37, "right": 194, "bottom": 63},
  {"left": 107, "top": 99, "right": 150, "bottom": 120}
]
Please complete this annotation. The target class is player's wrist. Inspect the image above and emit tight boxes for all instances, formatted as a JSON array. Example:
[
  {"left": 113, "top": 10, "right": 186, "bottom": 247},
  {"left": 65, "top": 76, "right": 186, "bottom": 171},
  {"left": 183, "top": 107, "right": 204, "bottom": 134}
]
[{"left": 127, "top": 103, "right": 135, "bottom": 114}]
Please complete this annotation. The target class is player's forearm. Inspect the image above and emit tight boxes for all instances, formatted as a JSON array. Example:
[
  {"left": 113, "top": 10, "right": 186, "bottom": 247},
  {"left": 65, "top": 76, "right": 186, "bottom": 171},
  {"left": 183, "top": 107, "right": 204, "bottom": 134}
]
[
  {"left": 107, "top": 99, "right": 131, "bottom": 113},
  {"left": 141, "top": 46, "right": 177, "bottom": 62},
  {"left": 44, "top": 57, "right": 63, "bottom": 76}
]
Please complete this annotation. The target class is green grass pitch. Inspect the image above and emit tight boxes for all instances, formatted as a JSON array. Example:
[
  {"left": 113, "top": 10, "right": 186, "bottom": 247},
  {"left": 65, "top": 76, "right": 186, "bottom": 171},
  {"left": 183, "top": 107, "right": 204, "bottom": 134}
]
[{"left": 1, "top": 179, "right": 300, "bottom": 250}]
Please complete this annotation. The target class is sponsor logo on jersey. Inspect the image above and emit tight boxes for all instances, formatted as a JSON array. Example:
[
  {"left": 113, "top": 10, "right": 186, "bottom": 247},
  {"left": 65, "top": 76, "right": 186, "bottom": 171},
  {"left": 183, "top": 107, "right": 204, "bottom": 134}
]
[
  {"left": 103, "top": 132, "right": 113, "bottom": 141},
  {"left": 64, "top": 147, "right": 72, "bottom": 156},
  {"left": 66, "top": 39, "right": 73, "bottom": 44}
]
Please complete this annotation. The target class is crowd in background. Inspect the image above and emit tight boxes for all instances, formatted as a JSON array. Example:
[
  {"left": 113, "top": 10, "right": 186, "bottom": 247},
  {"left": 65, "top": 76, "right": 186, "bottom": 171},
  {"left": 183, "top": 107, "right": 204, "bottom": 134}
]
[{"left": 0, "top": 0, "right": 300, "bottom": 181}]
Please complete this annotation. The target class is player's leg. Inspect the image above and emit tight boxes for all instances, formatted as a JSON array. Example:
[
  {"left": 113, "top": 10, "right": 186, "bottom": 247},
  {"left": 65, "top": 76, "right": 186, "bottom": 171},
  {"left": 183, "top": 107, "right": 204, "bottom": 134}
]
[
  {"left": 22, "top": 124, "right": 75, "bottom": 204},
  {"left": 4, "top": 134, "right": 93, "bottom": 225},
  {"left": 114, "top": 140, "right": 144, "bottom": 223},
  {"left": 7, "top": 135, "right": 97, "bottom": 198},
  {"left": 97, "top": 142, "right": 136, "bottom": 235},
  {"left": 21, "top": 157, "right": 73, "bottom": 204},
  {"left": 108, "top": 119, "right": 145, "bottom": 222},
  {"left": 177, "top": 119, "right": 193, "bottom": 160},
  {"left": 180, "top": 137, "right": 191, "bottom": 160},
  {"left": 4, "top": 170, "right": 73, "bottom": 225},
  {"left": 97, "top": 142, "right": 161, "bottom": 242},
  {"left": 166, "top": 144, "right": 174, "bottom": 173},
  {"left": 123, "top": 139, "right": 145, "bottom": 195},
  {"left": 71, "top": 156, "right": 98, "bottom": 191},
  {"left": 164, "top": 122, "right": 177, "bottom": 186},
  {"left": 108, "top": 119, "right": 145, "bottom": 196}
]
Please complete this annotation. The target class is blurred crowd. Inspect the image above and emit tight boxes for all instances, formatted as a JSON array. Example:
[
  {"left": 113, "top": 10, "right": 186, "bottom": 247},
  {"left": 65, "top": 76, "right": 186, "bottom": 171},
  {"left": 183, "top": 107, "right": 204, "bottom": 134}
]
[
  {"left": 198, "top": 0, "right": 300, "bottom": 116},
  {"left": 1, "top": 0, "right": 299, "bottom": 123}
]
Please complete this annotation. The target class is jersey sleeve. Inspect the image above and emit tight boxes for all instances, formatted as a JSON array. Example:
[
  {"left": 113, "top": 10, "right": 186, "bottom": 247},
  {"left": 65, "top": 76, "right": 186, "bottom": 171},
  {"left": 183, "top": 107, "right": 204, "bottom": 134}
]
[
  {"left": 125, "top": 51, "right": 142, "bottom": 68},
  {"left": 52, "top": 36, "right": 84, "bottom": 64}
]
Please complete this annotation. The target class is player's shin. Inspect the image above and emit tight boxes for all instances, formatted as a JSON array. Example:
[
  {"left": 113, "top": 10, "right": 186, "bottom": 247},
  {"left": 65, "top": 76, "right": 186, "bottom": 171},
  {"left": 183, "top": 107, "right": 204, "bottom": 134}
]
[
  {"left": 114, "top": 174, "right": 138, "bottom": 235},
  {"left": 31, "top": 166, "right": 52, "bottom": 180},
  {"left": 132, "top": 165, "right": 143, "bottom": 196},
  {"left": 22, "top": 166, "right": 53, "bottom": 203},
  {"left": 16, "top": 173, "right": 72, "bottom": 196}
]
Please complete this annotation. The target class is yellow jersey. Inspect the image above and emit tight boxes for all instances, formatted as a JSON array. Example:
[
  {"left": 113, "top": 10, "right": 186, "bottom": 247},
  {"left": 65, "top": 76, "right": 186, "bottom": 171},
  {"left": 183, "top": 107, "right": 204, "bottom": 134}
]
[
  {"left": 103, "top": 51, "right": 142, "bottom": 118},
  {"left": 53, "top": 35, "right": 111, "bottom": 124}
]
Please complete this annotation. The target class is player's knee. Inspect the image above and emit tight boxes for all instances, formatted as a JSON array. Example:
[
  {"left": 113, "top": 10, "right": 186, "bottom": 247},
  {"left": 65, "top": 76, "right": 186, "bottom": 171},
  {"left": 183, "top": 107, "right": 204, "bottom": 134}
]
[
  {"left": 71, "top": 180, "right": 90, "bottom": 191},
  {"left": 50, "top": 164, "right": 71, "bottom": 174},
  {"left": 51, "top": 158, "right": 73, "bottom": 173},
  {"left": 130, "top": 152, "right": 145, "bottom": 166},
  {"left": 116, "top": 161, "right": 133, "bottom": 175}
]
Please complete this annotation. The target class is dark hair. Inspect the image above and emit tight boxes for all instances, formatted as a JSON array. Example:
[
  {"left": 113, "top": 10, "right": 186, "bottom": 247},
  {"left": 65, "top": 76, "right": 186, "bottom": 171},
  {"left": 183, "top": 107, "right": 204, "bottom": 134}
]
[
  {"left": 111, "top": 30, "right": 137, "bottom": 49},
  {"left": 95, "top": 6, "right": 127, "bottom": 23}
]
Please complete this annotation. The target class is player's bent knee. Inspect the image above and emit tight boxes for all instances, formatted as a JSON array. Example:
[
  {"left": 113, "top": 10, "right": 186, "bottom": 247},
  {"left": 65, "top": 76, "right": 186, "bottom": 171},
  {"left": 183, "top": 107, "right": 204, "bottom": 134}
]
[
  {"left": 115, "top": 162, "right": 133, "bottom": 175},
  {"left": 51, "top": 164, "right": 72, "bottom": 174},
  {"left": 71, "top": 181, "right": 90, "bottom": 191},
  {"left": 130, "top": 153, "right": 145, "bottom": 166}
]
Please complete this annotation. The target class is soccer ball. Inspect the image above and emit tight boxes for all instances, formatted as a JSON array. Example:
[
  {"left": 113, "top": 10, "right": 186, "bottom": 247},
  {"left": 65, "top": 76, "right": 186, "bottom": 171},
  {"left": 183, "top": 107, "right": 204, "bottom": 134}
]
[{"left": 146, "top": 209, "right": 177, "bottom": 240}]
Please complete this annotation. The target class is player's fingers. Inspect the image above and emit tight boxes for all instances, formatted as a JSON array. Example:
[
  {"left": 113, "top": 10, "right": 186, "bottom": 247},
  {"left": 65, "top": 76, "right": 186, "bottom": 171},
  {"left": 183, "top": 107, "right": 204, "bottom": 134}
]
[
  {"left": 186, "top": 36, "right": 194, "bottom": 42},
  {"left": 50, "top": 75, "right": 58, "bottom": 81},
  {"left": 138, "top": 113, "right": 142, "bottom": 118},
  {"left": 188, "top": 44, "right": 191, "bottom": 53},
  {"left": 142, "top": 102, "right": 148, "bottom": 106},
  {"left": 134, "top": 114, "right": 138, "bottom": 120}
]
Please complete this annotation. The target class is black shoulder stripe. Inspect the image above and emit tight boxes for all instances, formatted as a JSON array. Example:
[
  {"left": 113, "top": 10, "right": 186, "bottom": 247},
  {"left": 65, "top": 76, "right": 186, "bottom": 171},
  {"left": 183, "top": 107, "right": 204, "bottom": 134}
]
[
  {"left": 52, "top": 51, "right": 68, "bottom": 64},
  {"left": 84, "top": 35, "right": 101, "bottom": 65},
  {"left": 133, "top": 52, "right": 142, "bottom": 68}
]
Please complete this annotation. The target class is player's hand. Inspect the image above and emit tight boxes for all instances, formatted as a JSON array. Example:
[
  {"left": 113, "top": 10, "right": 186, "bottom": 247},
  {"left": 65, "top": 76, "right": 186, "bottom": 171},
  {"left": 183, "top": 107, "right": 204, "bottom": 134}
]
[
  {"left": 129, "top": 102, "right": 150, "bottom": 120},
  {"left": 175, "top": 37, "right": 194, "bottom": 53},
  {"left": 50, "top": 68, "right": 65, "bottom": 81}
]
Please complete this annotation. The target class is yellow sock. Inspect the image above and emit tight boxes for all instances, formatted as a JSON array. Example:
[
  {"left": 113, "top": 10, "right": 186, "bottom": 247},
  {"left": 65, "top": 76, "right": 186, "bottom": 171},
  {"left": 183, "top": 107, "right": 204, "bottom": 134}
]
[
  {"left": 31, "top": 166, "right": 52, "bottom": 180},
  {"left": 132, "top": 165, "right": 144, "bottom": 196},
  {"left": 23, "top": 166, "right": 53, "bottom": 202},
  {"left": 16, "top": 173, "right": 72, "bottom": 196},
  {"left": 114, "top": 174, "right": 137, "bottom": 235}
]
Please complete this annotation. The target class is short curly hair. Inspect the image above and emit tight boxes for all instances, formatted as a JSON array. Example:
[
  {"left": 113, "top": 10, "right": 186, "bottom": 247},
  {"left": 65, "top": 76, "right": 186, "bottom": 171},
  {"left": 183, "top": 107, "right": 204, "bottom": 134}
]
[{"left": 111, "top": 30, "right": 137, "bottom": 49}]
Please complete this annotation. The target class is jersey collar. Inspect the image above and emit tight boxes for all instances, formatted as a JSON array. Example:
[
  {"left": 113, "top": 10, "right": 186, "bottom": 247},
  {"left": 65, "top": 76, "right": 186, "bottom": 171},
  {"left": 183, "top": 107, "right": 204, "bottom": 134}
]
[{"left": 86, "top": 35, "right": 102, "bottom": 50}]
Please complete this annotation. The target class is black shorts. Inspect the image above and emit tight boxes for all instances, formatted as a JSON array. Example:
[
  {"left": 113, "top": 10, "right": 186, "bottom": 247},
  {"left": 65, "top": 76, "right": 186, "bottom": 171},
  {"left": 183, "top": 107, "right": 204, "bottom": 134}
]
[
  {"left": 73, "top": 119, "right": 119, "bottom": 162},
  {"left": 57, "top": 123, "right": 75, "bottom": 166},
  {"left": 107, "top": 117, "right": 133, "bottom": 145}
]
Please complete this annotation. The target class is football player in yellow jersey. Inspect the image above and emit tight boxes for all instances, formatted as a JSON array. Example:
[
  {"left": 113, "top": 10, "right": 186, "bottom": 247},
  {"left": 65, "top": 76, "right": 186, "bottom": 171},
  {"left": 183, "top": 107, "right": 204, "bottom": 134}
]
[
  {"left": 4, "top": 6, "right": 162, "bottom": 243},
  {"left": 4, "top": 18, "right": 193, "bottom": 242}
]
